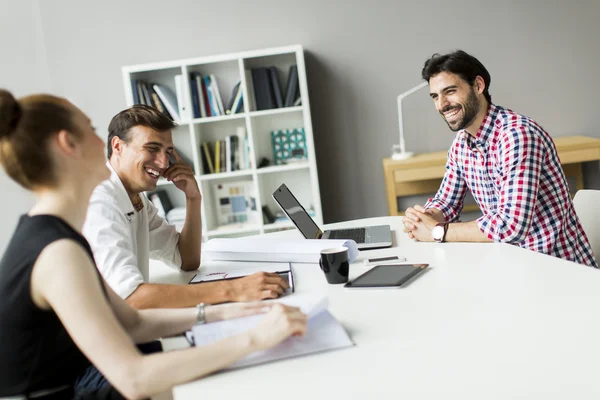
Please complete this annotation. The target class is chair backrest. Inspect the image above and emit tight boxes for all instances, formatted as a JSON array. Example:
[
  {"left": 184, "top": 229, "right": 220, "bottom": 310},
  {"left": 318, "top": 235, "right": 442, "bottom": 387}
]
[{"left": 573, "top": 190, "right": 600, "bottom": 261}]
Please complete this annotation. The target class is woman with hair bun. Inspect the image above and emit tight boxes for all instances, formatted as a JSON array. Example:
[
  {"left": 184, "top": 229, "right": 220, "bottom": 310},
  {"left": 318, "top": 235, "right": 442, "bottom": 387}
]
[{"left": 0, "top": 90, "right": 307, "bottom": 399}]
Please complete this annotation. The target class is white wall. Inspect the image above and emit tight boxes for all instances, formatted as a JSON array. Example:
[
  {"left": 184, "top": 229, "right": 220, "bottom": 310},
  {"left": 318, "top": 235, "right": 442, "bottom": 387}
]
[
  {"left": 1, "top": 0, "right": 599, "bottom": 238},
  {"left": 0, "top": 0, "right": 50, "bottom": 253}
]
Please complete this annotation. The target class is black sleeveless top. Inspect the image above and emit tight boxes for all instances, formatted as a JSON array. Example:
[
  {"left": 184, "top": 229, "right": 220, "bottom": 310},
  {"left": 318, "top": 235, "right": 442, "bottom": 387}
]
[{"left": 0, "top": 215, "right": 105, "bottom": 396}]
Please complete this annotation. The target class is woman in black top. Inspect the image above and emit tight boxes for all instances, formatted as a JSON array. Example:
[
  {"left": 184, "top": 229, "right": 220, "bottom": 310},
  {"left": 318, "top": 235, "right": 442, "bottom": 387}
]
[{"left": 0, "top": 90, "right": 307, "bottom": 399}]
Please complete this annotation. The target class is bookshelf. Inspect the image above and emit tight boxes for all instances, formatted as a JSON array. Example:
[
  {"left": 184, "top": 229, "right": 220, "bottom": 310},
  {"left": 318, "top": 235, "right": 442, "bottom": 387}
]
[{"left": 121, "top": 45, "right": 322, "bottom": 240}]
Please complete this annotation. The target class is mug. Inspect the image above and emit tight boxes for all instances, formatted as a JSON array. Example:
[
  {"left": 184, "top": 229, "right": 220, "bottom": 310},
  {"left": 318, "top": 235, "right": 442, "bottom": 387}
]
[{"left": 319, "top": 247, "right": 350, "bottom": 284}]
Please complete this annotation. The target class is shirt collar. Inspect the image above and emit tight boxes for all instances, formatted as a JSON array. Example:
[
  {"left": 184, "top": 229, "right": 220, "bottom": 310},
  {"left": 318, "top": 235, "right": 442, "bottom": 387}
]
[
  {"left": 461, "top": 103, "right": 499, "bottom": 150},
  {"left": 106, "top": 161, "right": 135, "bottom": 215}
]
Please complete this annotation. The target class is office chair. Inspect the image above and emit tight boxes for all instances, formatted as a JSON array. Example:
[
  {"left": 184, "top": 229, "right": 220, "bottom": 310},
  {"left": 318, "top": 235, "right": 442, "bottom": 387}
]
[{"left": 573, "top": 189, "right": 600, "bottom": 262}]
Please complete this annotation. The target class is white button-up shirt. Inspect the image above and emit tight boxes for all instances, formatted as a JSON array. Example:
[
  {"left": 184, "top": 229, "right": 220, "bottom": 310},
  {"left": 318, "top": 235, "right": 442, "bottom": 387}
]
[{"left": 83, "top": 163, "right": 182, "bottom": 299}]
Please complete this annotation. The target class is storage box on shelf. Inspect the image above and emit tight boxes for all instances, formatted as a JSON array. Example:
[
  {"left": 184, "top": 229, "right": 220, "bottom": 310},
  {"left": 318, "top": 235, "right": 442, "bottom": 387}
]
[{"left": 122, "top": 45, "right": 322, "bottom": 239}]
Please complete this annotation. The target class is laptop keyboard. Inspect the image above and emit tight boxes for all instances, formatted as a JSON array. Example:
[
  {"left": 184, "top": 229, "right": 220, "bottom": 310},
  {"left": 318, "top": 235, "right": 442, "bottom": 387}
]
[{"left": 328, "top": 228, "right": 366, "bottom": 243}]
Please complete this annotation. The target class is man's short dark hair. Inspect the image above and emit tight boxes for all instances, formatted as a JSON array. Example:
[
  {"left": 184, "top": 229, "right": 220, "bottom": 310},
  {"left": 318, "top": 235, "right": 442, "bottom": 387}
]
[
  {"left": 107, "top": 105, "right": 177, "bottom": 159},
  {"left": 421, "top": 50, "right": 492, "bottom": 104}
]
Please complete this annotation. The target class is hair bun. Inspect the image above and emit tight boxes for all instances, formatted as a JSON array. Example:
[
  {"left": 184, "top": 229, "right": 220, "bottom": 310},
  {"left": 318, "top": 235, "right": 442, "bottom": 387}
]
[{"left": 0, "top": 89, "right": 21, "bottom": 139}]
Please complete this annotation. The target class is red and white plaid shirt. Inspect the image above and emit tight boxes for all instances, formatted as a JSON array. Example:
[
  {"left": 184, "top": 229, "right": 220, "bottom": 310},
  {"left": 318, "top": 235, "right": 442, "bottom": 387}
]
[{"left": 425, "top": 104, "right": 597, "bottom": 268}]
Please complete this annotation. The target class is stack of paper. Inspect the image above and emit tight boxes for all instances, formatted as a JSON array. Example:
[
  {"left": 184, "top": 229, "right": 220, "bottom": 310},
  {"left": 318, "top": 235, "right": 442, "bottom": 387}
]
[
  {"left": 190, "top": 294, "right": 354, "bottom": 369},
  {"left": 203, "top": 238, "right": 359, "bottom": 264}
]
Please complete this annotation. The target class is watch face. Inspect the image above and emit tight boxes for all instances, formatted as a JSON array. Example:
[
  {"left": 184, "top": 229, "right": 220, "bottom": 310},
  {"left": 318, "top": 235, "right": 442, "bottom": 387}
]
[{"left": 432, "top": 225, "right": 444, "bottom": 241}]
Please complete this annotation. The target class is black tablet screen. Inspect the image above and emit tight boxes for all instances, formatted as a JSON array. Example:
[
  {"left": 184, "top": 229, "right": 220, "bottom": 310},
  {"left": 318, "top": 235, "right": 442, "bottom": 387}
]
[{"left": 348, "top": 264, "right": 426, "bottom": 287}]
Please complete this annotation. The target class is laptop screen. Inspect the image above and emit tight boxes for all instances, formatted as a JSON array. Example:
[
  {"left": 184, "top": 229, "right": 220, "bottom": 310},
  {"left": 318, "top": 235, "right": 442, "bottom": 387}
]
[{"left": 272, "top": 184, "right": 322, "bottom": 239}]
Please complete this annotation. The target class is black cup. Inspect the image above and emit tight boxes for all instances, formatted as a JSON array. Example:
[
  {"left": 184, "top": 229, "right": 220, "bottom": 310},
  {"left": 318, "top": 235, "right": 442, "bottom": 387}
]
[{"left": 319, "top": 247, "right": 349, "bottom": 284}]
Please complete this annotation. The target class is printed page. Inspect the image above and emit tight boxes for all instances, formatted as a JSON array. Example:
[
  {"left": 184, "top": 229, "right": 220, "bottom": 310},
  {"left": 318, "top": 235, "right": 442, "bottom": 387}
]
[{"left": 190, "top": 294, "right": 353, "bottom": 369}]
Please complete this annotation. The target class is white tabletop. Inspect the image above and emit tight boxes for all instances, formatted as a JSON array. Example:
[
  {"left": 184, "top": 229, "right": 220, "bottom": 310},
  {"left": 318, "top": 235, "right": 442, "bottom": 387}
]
[{"left": 166, "top": 217, "right": 600, "bottom": 400}]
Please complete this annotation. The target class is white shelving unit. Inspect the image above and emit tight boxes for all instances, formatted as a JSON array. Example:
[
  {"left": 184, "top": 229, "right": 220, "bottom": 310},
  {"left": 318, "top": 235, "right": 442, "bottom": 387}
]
[{"left": 121, "top": 45, "right": 322, "bottom": 239}]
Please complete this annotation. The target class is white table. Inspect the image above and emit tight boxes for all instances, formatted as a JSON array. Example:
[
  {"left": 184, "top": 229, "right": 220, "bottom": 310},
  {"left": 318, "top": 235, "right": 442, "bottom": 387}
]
[{"left": 162, "top": 217, "right": 600, "bottom": 400}]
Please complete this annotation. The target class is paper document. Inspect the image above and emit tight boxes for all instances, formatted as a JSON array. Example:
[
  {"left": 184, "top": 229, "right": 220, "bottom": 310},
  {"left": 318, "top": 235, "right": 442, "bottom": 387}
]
[
  {"left": 189, "top": 261, "right": 294, "bottom": 292},
  {"left": 204, "top": 238, "right": 359, "bottom": 264},
  {"left": 190, "top": 294, "right": 354, "bottom": 369}
]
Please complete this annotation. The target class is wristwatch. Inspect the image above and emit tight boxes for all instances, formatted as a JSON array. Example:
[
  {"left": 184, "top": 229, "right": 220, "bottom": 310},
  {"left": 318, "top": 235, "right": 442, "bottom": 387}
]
[
  {"left": 195, "top": 303, "right": 206, "bottom": 324},
  {"left": 432, "top": 222, "right": 449, "bottom": 243}
]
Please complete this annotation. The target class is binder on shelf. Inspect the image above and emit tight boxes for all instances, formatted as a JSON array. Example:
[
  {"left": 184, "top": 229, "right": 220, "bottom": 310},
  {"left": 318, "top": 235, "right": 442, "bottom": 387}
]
[
  {"left": 251, "top": 67, "right": 276, "bottom": 111},
  {"left": 153, "top": 84, "right": 180, "bottom": 122},
  {"left": 174, "top": 74, "right": 187, "bottom": 121},
  {"left": 268, "top": 67, "right": 284, "bottom": 108},
  {"left": 284, "top": 65, "right": 299, "bottom": 107}
]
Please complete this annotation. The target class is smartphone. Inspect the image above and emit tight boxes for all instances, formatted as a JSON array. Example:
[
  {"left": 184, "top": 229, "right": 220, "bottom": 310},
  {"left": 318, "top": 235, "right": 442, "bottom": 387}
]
[
  {"left": 167, "top": 152, "right": 176, "bottom": 168},
  {"left": 344, "top": 264, "right": 428, "bottom": 288}
]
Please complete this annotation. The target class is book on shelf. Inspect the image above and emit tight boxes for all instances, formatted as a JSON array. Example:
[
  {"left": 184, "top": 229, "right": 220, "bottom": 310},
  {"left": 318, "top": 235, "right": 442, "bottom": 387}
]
[
  {"left": 251, "top": 67, "right": 275, "bottom": 111},
  {"left": 203, "top": 75, "right": 218, "bottom": 116},
  {"left": 268, "top": 67, "right": 283, "bottom": 108},
  {"left": 200, "top": 127, "right": 249, "bottom": 175},
  {"left": 284, "top": 65, "right": 299, "bottom": 107},
  {"left": 201, "top": 142, "right": 215, "bottom": 174},
  {"left": 225, "top": 81, "right": 243, "bottom": 115},
  {"left": 213, "top": 180, "right": 258, "bottom": 226},
  {"left": 210, "top": 74, "right": 225, "bottom": 116},
  {"left": 248, "top": 65, "right": 299, "bottom": 111},
  {"left": 189, "top": 73, "right": 201, "bottom": 119},
  {"left": 152, "top": 83, "right": 180, "bottom": 122},
  {"left": 131, "top": 80, "right": 140, "bottom": 105},
  {"left": 244, "top": 70, "right": 256, "bottom": 111}
]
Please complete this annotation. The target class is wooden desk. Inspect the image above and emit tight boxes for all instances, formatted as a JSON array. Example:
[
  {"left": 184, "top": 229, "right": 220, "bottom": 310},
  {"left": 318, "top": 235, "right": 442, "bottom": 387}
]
[{"left": 383, "top": 135, "right": 600, "bottom": 216}]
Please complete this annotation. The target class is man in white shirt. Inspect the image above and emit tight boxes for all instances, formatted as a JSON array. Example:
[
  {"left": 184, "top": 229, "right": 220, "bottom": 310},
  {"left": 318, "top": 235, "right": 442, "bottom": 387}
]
[{"left": 83, "top": 105, "right": 288, "bottom": 308}]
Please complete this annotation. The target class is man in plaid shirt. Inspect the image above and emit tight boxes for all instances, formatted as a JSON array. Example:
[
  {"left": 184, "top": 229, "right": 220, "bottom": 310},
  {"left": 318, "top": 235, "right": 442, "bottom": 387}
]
[{"left": 402, "top": 50, "right": 597, "bottom": 268}]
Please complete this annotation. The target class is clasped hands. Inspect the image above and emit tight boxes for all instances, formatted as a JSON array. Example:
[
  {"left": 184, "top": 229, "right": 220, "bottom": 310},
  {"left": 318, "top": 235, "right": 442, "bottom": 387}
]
[{"left": 402, "top": 205, "right": 445, "bottom": 242}]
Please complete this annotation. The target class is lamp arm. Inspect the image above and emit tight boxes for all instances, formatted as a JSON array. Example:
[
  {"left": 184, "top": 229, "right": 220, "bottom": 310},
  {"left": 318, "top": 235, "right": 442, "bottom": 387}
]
[{"left": 396, "top": 82, "right": 428, "bottom": 154}]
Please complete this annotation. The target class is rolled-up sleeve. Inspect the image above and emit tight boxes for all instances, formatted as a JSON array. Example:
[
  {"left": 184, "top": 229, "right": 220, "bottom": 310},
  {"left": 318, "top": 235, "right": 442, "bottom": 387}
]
[
  {"left": 83, "top": 199, "right": 144, "bottom": 299},
  {"left": 424, "top": 146, "right": 468, "bottom": 222},
  {"left": 476, "top": 128, "right": 543, "bottom": 243},
  {"left": 147, "top": 199, "right": 182, "bottom": 269}
]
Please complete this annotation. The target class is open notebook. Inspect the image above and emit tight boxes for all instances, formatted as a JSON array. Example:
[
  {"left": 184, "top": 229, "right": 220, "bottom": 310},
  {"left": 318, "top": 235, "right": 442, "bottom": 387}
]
[{"left": 188, "top": 294, "right": 354, "bottom": 369}]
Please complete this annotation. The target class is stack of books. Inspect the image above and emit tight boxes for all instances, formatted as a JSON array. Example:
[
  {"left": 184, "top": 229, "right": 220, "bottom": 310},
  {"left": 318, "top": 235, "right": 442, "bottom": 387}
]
[
  {"left": 200, "top": 127, "right": 251, "bottom": 174},
  {"left": 248, "top": 64, "right": 301, "bottom": 111},
  {"left": 131, "top": 79, "right": 181, "bottom": 122},
  {"left": 189, "top": 73, "right": 243, "bottom": 118}
]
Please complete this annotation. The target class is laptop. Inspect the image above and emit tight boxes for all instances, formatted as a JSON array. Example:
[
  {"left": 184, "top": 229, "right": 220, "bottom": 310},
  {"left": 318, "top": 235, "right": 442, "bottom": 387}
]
[{"left": 272, "top": 183, "right": 393, "bottom": 250}]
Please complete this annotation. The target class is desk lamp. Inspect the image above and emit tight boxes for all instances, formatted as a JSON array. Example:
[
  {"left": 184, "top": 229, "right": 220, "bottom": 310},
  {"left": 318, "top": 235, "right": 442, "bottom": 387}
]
[{"left": 391, "top": 81, "right": 429, "bottom": 160}]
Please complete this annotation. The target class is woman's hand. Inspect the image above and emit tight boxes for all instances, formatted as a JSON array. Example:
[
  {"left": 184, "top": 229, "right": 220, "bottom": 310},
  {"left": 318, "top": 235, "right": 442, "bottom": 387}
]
[
  {"left": 205, "top": 301, "right": 272, "bottom": 323},
  {"left": 248, "top": 304, "right": 308, "bottom": 351}
]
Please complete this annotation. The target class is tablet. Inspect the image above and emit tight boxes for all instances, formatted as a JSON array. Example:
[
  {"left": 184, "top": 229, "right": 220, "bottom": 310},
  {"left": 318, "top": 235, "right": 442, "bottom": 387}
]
[{"left": 344, "top": 264, "right": 428, "bottom": 288}]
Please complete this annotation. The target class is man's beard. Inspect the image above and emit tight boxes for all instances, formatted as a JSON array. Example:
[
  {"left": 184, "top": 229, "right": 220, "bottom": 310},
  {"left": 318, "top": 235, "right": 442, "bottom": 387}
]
[{"left": 440, "top": 89, "right": 480, "bottom": 132}]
